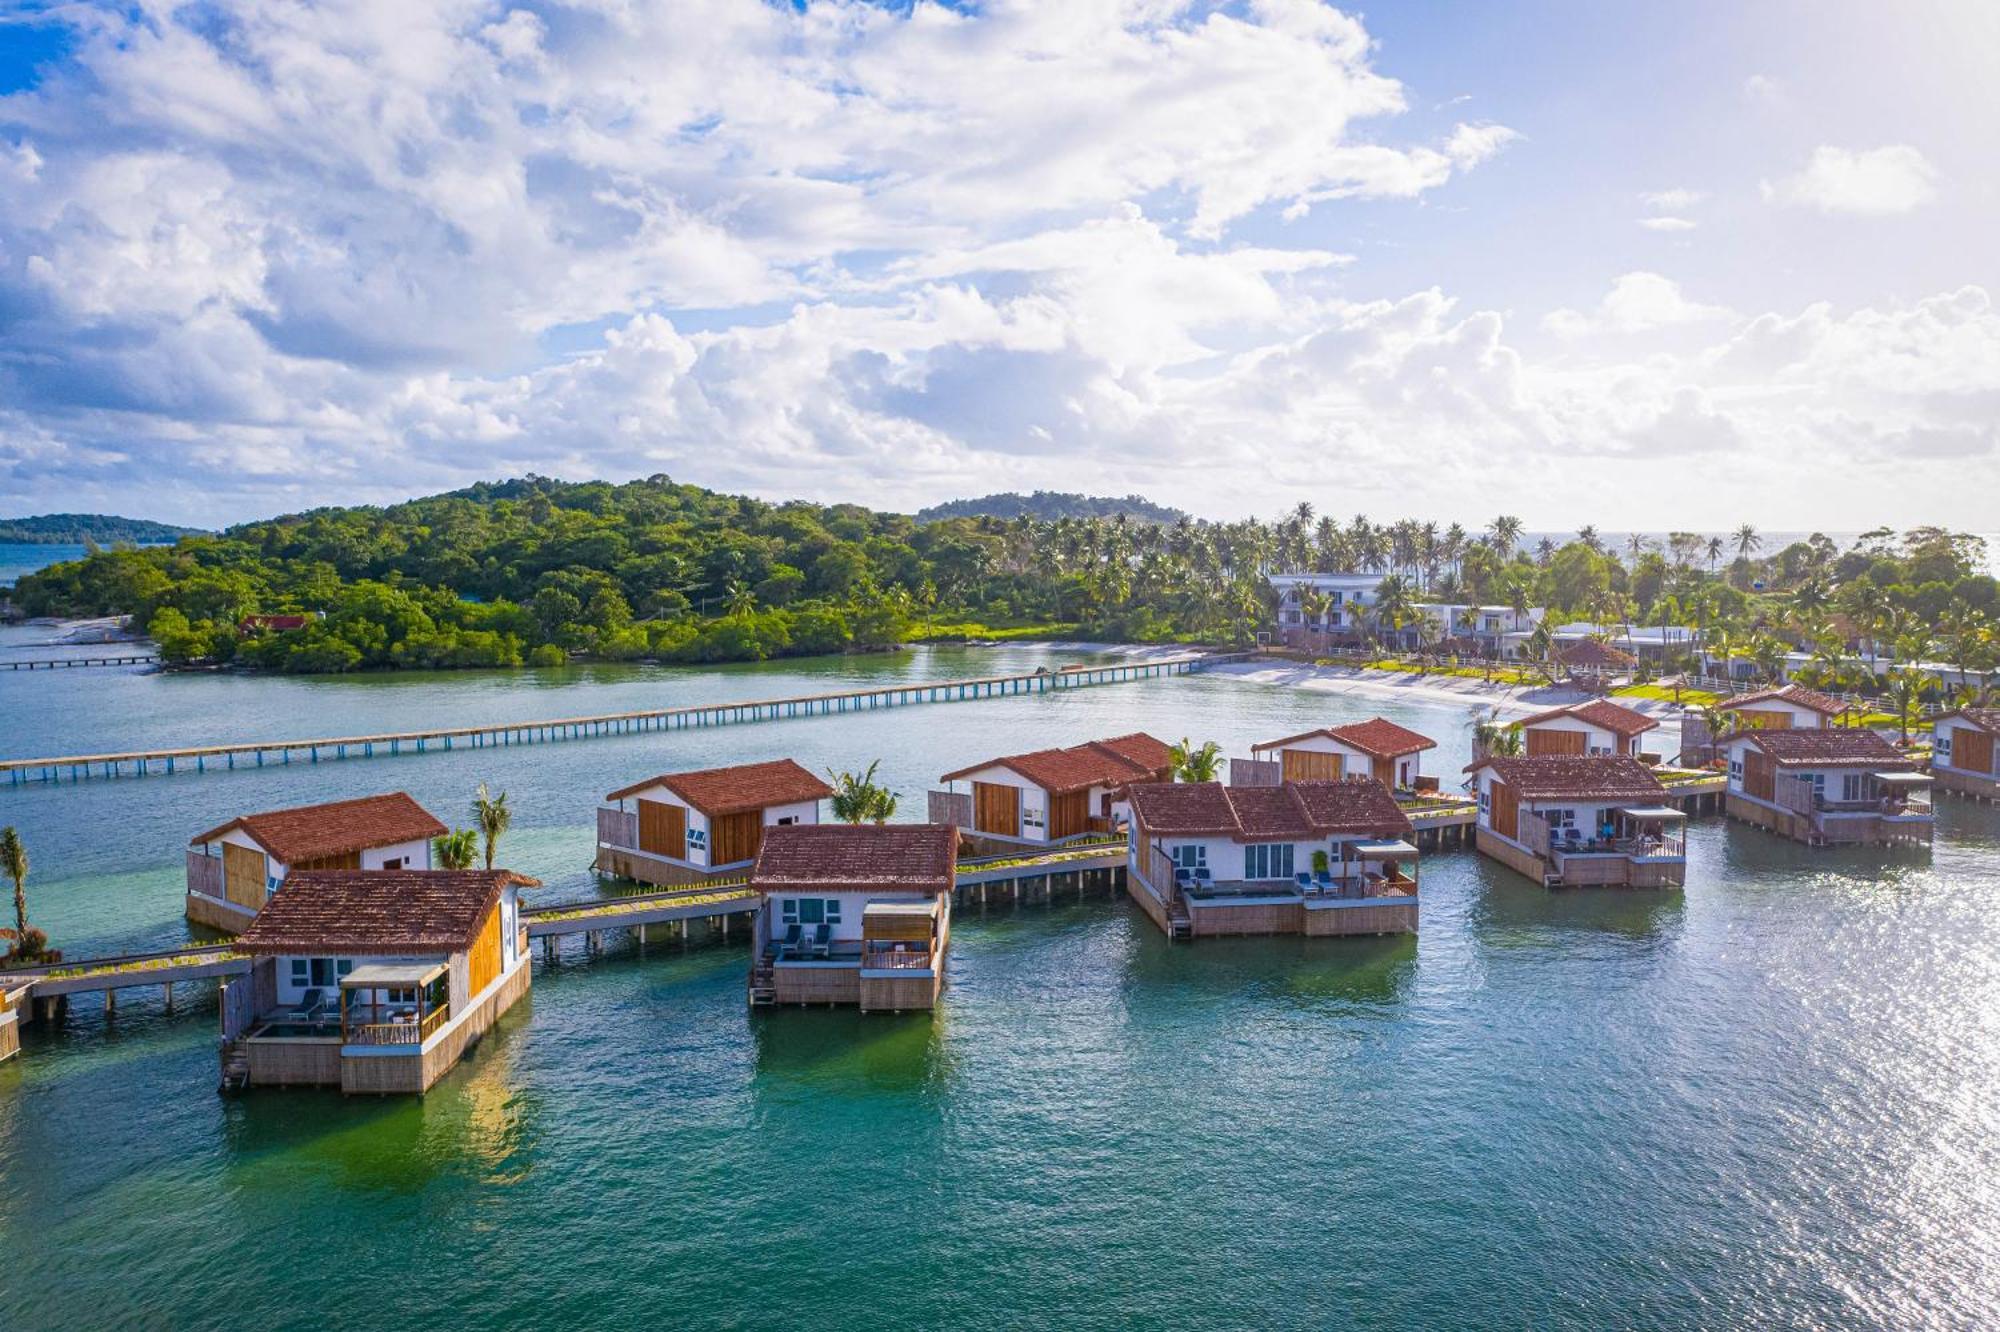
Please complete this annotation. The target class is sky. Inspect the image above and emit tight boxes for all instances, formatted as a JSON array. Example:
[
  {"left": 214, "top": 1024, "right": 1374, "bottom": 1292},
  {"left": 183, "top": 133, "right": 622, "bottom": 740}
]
[{"left": 1, "top": 0, "right": 1997, "bottom": 530}]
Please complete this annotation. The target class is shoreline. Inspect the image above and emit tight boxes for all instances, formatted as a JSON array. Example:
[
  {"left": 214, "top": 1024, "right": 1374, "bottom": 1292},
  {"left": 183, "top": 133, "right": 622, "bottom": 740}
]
[{"left": 1210, "top": 658, "right": 1692, "bottom": 726}]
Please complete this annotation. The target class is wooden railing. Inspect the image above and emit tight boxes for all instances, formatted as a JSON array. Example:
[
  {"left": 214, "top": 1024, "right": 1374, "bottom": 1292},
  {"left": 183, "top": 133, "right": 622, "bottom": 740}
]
[
  {"left": 927, "top": 789, "right": 971, "bottom": 828},
  {"left": 344, "top": 1005, "right": 449, "bottom": 1047},
  {"left": 1518, "top": 811, "right": 1553, "bottom": 858},
  {"left": 597, "top": 805, "right": 638, "bottom": 848},
  {"left": 862, "top": 946, "right": 933, "bottom": 971},
  {"left": 186, "top": 850, "right": 224, "bottom": 898},
  {"left": 1229, "top": 758, "right": 1281, "bottom": 788}
]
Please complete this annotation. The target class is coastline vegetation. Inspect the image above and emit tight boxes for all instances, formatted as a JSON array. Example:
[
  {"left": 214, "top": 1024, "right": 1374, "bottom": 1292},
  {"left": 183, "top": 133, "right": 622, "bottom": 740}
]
[{"left": 7, "top": 478, "right": 1996, "bottom": 696}]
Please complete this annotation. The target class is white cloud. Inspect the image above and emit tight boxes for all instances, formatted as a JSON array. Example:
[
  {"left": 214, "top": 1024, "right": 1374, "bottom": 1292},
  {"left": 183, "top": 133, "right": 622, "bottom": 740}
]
[
  {"left": 1764, "top": 145, "right": 1939, "bottom": 216},
  {"left": 1544, "top": 272, "right": 1731, "bottom": 337},
  {"left": 1638, "top": 216, "right": 1698, "bottom": 232},
  {"left": 1642, "top": 188, "right": 1703, "bottom": 212}
]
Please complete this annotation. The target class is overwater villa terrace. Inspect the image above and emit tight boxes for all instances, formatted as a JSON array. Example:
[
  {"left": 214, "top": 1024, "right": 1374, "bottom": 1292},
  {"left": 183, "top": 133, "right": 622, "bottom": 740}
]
[{"left": 1125, "top": 779, "right": 1420, "bottom": 939}]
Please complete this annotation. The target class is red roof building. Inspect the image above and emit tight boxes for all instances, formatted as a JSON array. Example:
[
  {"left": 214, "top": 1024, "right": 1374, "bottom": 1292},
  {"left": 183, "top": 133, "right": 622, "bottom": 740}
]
[
  {"left": 600, "top": 759, "right": 835, "bottom": 880},
  {"left": 1248, "top": 716, "right": 1437, "bottom": 788},
  {"left": 938, "top": 733, "right": 1174, "bottom": 845}
]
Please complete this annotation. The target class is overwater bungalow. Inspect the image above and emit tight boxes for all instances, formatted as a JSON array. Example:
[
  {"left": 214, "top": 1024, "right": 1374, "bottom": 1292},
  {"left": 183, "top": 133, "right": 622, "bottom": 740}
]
[
  {"left": 1516, "top": 699, "right": 1660, "bottom": 759},
  {"left": 596, "top": 758, "right": 834, "bottom": 887},
  {"left": 1124, "top": 779, "right": 1419, "bottom": 939},
  {"left": 747, "top": 823, "right": 960, "bottom": 1011},
  {"left": 1468, "top": 756, "right": 1687, "bottom": 888},
  {"left": 1716, "top": 683, "right": 1845, "bottom": 730},
  {"left": 1248, "top": 717, "right": 1436, "bottom": 790},
  {"left": 223, "top": 868, "right": 536, "bottom": 1094},
  {"left": 1931, "top": 708, "right": 2000, "bottom": 800},
  {"left": 186, "top": 792, "right": 447, "bottom": 933},
  {"left": 1722, "top": 729, "right": 1933, "bottom": 846},
  {"left": 933, "top": 733, "right": 1172, "bottom": 854}
]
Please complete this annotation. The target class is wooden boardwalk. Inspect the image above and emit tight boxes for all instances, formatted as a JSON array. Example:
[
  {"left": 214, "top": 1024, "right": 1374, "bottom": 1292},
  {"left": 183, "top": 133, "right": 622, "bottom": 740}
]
[
  {"left": 1, "top": 651, "right": 1242, "bottom": 785},
  {"left": 0, "top": 653, "right": 158, "bottom": 671}
]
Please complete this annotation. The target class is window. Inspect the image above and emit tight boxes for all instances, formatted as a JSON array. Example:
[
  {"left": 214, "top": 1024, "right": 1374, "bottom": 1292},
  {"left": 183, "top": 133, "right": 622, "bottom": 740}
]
[
  {"left": 1841, "top": 773, "right": 1865, "bottom": 801},
  {"left": 381, "top": 857, "right": 405, "bottom": 870},
  {"left": 780, "top": 898, "right": 843, "bottom": 926},
  {"left": 1936, "top": 731, "right": 1953, "bottom": 759},
  {"left": 1543, "top": 808, "right": 1575, "bottom": 829},
  {"left": 291, "top": 959, "right": 308, "bottom": 984},
  {"left": 1022, "top": 803, "right": 1046, "bottom": 830},
  {"left": 686, "top": 827, "right": 708, "bottom": 850},
  {"left": 1171, "top": 844, "right": 1207, "bottom": 870},
  {"left": 775, "top": 815, "right": 798, "bottom": 826},
  {"left": 1243, "top": 843, "right": 1295, "bottom": 881},
  {"left": 1729, "top": 757, "right": 1743, "bottom": 781}
]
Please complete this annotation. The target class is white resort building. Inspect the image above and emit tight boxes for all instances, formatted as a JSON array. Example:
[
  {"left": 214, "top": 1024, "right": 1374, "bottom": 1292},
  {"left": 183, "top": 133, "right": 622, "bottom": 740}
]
[
  {"left": 1124, "top": 779, "right": 1419, "bottom": 939},
  {"left": 1721, "top": 729, "right": 1933, "bottom": 847},
  {"left": 747, "top": 823, "right": 961, "bottom": 1011},
  {"left": 1931, "top": 709, "right": 2000, "bottom": 800},
  {"left": 933, "top": 733, "right": 1172, "bottom": 854},
  {"left": 185, "top": 792, "right": 447, "bottom": 933},
  {"left": 1248, "top": 718, "right": 1437, "bottom": 790},
  {"left": 1516, "top": 700, "right": 1661, "bottom": 759},
  {"left": 1468, "top": 755, "right": 1687, "bottom": 888},
  {"left": 223, "top": 868, "right": 535, "bottom": 1094},
  {"left": 596, "top": 758, "right": 834, "bottom": 887}
]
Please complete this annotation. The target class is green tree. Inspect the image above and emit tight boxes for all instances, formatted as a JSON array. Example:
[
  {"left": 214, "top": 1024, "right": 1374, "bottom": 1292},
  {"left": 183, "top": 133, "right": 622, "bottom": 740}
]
[
  {"left": 432, "top": 828, "right": 480, "bottom": 870},
  {"left": 1, "top": 827, "right": 27, "bottom": 952},
  {"left": 1169, "top": 737, "right": 1224, "bottom": 782},
  {"left": 474, "top": 783, "right": 511, "bottom": 871},
  {"left": 827, "top": 760, "right": 897, "bottom": 824}
]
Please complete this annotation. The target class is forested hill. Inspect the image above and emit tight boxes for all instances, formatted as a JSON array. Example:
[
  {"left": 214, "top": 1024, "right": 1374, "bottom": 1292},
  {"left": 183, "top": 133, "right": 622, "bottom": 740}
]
[
  {"left": 9, "top": 472, "right": 1200, "bottom": 672},
  {"left": 0, "top": 513, "right": 206, "bottom": 544},
  {"left": 916, "top": 491, "right": 1187, "bottom": 524}
]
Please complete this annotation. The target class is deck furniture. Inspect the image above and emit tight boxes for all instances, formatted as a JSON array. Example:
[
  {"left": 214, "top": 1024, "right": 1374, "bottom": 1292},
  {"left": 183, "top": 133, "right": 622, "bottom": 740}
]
[
  {"left": 810, "top": 923, "right": 832, "bottom": 958},
  {"left": 780, "top": 923, "right": 803, "bottom": 958}
]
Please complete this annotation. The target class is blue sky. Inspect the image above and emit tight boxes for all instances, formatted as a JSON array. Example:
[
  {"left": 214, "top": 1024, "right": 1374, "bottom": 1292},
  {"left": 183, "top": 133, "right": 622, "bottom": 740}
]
[{"left": 1, "top": 0, "right": 1996, "bottom": 528}]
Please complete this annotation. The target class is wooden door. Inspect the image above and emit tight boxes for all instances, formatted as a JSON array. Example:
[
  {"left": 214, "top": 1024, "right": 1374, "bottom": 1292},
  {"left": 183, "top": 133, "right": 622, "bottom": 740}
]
[
  {"left": 1488, "top": 780, "right": 1518, "bottom": 840},
  {"left": 710, "top": 811, "right": 763, "bottom": 866},
  {"left": 1526, "top": 727, "right": 1588, "bottom": 757},
  {"left": 1956, "top": 727, "right": 1994, "bottom": 775},
  {"left": 223, "top": 842, "right": 267, "bottom": 909},
  {"left": 467, "top": 902, "right": 501, "bottom": 998},
  {"left": 637, "top": 799, "right": 686, "bottom": 858},
  {"left": 973, "top": 782, "right": 1021, "bottom": 837},
  {"left": 1281, "top": 749, "right": 1341, "bottom": 781},
  {"left": 1739, "top": 709, "right": 1790, "bottom": 730},
  {"left": 1744, "top": 750, "right": 1775, "bottom": 802},
  {"left": 1048, "top": 790, "right": 1088, "bottom": 841},
  {"left": 1371, "top": 756, "right": 1395, "bottom": 786}
]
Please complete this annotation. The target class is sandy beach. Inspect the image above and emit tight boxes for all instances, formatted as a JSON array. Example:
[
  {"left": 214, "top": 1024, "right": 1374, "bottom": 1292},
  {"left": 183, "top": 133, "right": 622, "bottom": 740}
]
[{"left": 1205, "top": 658, "right": 1692, "bottom": 728}]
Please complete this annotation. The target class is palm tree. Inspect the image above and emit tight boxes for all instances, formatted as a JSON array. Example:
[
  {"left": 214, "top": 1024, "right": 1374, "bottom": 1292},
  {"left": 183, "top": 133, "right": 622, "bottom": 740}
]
[
  {"left": 1733, "top": 524, "right": 1762, "bottom": 562},
  {"left": 1488, "top": 515, "right": 1524, "bottom": 555},
  {"left": 1576, "top": 525, "right": 1602, "bottom": 554},
  {"left": 723, "top": 580, "right": 757, "bottom": 619},
  {"left": 1169, "top": 738, "right": 1224, "bottom": 783},
  {"left": 433, "top": 828, "right": 479, "bottom": 870},
  {"left": 1704, "top": 536, "right": 1725, "bottom": 574},
  {"left": 828, "top": 760, "right": 897, "bottom": 824},
  {"left": 1373, "top": 574, "right": 1418, "bottom": 648},
  {"left": 1469, "top": 710, "right": 1523, "bottom": 758},
  {"left": 473, "top": 783, "right": 511, "bottom": 871},
  {"left": 1, "top": 826, "right": 27, "bottom": 953}
]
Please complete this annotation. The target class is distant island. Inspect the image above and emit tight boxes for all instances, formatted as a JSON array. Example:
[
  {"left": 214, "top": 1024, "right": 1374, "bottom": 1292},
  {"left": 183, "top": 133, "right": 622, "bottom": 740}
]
[
  {"left": 0, "top": 513, "right": 207, "bottom": 545},
  {"left": 916, "top": 490, "right": 1188, "bottom": 524}
]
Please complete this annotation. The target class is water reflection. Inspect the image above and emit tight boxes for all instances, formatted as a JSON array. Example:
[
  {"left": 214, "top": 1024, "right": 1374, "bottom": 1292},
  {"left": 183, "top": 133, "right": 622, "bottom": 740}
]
[
  {"left": 1119, "top": 924, "right": 1417, "bottom": 1010},
  {"left": 751, "top": 1004, "right": 956, "bottom": 1101},
  {"left": 1466, "top": 854, "right": 1685, "bottom": 949}
]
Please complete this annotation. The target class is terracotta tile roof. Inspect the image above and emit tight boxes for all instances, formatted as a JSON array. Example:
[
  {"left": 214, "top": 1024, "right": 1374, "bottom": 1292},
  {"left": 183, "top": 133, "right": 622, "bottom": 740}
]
[
  {"left": 751, "top": 823, "right": 959, "bottom": 892},
  {"left": 1936, "top": 708, "right": 2000, "bottom": 734},
  {"left": 1517, "top": 699, "right": 1660, "bottom": 738},
  {"left": 1251, "top": 717, "right": 1437, "bottom": 759},
  {"left": 236, "top": 869, "right": 538, "bottom": 955},
  {"left": 1126, "top": 779, "right": 1412, "bottom": 841},
  {"left": 190, "top": 793, "right": 447, "bottom": 865},
  {"left": 939, "top": 732, "right": 1173, "bottom": 794},
  {"left": 1464, "top": 756, "right": 1667, "bottom": 801},
  {"left": 1717, "top": 684, "right": 1845, "bottom": 716},
  {"left": 1736, "top": 728, "right": 1913, "bottom": 769},
  {"left": 1554, "top": 639, "right": 1638, "bottom": 669},
  {"left": 606, "top": 758, "right": 834, "bottom": 814}
]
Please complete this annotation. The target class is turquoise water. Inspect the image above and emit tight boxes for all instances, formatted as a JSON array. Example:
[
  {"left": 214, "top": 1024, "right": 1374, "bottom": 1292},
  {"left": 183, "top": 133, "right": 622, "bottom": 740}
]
[
  {"left": 0, "top": 541, "right": 92, "bottom": 588},
  {"left": 2, "top": 641, "right": 1999, "bottom": 1328}
]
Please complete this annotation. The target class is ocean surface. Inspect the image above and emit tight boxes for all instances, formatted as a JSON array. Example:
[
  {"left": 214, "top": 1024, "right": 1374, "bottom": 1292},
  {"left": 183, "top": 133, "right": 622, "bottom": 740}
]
[
  {"left": 1, "top": 637, "right": 1997, "bottom": 1330},
  {"left": 0, "top": 541, "right": 92, "bottom": 587}
]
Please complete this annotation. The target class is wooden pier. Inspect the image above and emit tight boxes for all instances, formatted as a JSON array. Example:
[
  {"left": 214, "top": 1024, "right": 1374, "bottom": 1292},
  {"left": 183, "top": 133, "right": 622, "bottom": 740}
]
[
  {"left": 0, "top": 652, "right": 1242, "bottom": 785},
  {"left": 0, "top": 653, "right": 158, "bottom": 671}
]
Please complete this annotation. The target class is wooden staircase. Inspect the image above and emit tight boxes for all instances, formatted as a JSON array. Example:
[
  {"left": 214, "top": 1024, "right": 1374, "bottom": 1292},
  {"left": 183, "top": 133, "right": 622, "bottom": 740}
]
[
  {"left": 217, "top": 1038, "right": 250, "bottom": 1094},
  {"left": 747, "top": 959, "right": 776, "bottom": 1007},
  {"left": 1166, "top": 901, "right": 1193, "bottom": 941}
]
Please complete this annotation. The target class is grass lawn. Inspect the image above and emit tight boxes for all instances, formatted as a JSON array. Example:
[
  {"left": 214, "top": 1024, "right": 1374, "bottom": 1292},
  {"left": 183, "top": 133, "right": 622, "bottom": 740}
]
[{"left": 1613, "top": 683, "right": 1722, "bottom": 706}]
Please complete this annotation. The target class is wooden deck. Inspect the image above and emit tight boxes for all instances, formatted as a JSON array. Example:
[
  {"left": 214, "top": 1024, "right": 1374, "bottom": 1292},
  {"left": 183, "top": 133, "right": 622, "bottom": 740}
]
[{"left": 0, "top": 652, "right": 1243, "bottom": 785}]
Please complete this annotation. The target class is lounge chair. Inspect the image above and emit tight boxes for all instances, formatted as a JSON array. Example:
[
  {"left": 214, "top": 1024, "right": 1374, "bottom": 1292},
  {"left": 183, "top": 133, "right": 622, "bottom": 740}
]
[
  {"left": 1193, "top": 867, "right": 1213, "bottom": 888},
  {"left": 292, "top": 987, "right": 325, "bottom": 1021},
  {"left": 810, "top": 924, "right": 832, "bottom": 958},
  {"left": 1314, "top": 870, "right": 1335, "bottom": 892},
  {"left": 1174, "top": 867, "right": 1192, "bottom": 890},
  {"left": 779, "top": 923, "right": 803, "bottom": 958},
  {"left": 1295, "top": 872, "right": 1314, "bottom": 893}
]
